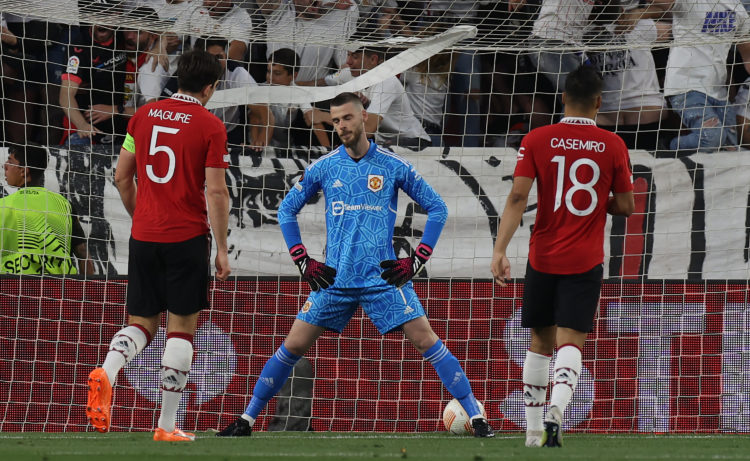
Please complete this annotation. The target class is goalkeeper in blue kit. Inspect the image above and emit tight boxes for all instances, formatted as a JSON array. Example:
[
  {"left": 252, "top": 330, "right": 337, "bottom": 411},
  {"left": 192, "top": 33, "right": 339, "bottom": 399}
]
[{"left": 218, "top": 92, "right": 494, "bottom": 437}]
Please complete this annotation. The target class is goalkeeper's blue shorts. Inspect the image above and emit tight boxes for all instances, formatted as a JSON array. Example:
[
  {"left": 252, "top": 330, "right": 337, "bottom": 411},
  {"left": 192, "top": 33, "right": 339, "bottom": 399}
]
[{"left": 296, "top": 282, "right": 425, "bottom": 334}]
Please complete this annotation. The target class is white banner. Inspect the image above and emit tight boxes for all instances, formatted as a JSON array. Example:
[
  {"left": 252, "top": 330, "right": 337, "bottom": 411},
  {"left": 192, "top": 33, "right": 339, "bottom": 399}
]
[{"left": 5, "top": 146, "right": 750, "bottom": 279}]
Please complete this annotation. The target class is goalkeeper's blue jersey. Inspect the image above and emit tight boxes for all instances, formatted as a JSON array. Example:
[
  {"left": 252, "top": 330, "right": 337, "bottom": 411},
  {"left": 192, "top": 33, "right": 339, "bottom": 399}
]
[{"left": 278, "top": 141, "right": 448, "bottom": 289}]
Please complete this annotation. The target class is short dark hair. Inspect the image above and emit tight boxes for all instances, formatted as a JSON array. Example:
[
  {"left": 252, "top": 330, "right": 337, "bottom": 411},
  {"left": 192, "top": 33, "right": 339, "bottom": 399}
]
[
  {"left": 564, "top": 65, "right": 603, "bottom": 106},
  {"left": 269, "top": 48, "right": 299, "bottom": 75},
  {"left": 330, "top": 92, "right": 364, "bottom": 110},
  {"left": 9, "top": 143, "right": 48, "bottom": 184},
  {"left": 193, "top": 37, "right": 229, "bottom": 53},
  {"left": 177, "top": 49, "right": 224, "bottom": 93}
]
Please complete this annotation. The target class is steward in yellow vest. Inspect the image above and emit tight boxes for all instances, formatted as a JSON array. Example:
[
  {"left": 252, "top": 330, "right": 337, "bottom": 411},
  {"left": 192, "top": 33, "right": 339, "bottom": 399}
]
[{"left": 0, "top": 144, "right": 93, "bottom": 275}]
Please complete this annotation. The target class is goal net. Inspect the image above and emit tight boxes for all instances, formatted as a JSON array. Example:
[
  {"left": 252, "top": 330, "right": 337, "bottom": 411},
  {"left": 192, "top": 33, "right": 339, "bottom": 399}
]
[{"left": 1, "top": 0, "right": 750, "bottom": 434}]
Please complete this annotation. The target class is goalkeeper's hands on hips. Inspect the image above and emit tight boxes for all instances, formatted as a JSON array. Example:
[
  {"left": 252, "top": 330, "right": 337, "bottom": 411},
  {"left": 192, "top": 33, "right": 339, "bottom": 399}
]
[
  {"left": 290, "top": 243, "right": 337, "bottom": 291},
  {"left": 380, "top": 243, "right": 433, "bottom": 288}
]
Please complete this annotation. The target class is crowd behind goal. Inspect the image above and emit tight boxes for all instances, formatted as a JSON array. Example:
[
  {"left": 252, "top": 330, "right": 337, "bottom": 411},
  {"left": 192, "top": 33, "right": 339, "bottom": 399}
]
[{"left": 4, "top": 0, "right": 750, "bottom": 158}]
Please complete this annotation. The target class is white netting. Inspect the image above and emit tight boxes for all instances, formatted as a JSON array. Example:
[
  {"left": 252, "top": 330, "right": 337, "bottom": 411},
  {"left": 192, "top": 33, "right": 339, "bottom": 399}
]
[{"left": 1, "top": 0, "right": 750, "bottom": 435}]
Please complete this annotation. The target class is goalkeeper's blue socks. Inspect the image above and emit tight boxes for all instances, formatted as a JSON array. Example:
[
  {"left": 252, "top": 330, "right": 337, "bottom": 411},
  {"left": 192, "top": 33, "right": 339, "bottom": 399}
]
[
  {"left": 242, "top": 344, "right": 301, "bottom": 424},
  {"left": 423, "top": 339, "right": 482, "bottom": 419}
]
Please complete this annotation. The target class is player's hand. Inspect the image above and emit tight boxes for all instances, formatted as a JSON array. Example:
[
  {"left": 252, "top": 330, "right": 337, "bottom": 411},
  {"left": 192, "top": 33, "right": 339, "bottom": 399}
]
[
  {"left": 490, "top": 253, "right": 511, "bottom": 287},
  {"left": 290, "top": 244, "right": 337, "bottom": 291},
  {"left": 380, "top": 243, "right": 432, "bottom": 288},
  {"left": 215, "top": 250, "right": 231, "bottom": 281}
]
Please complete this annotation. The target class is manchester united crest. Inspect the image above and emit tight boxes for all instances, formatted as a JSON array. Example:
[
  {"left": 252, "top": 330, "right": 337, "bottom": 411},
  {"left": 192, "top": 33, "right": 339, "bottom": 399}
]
[
  {"left": 301, "top": 300, "right": 312, "bottom": 313},
  {"left": 368, "top": 174, "right": 384, "bottom": 192}
]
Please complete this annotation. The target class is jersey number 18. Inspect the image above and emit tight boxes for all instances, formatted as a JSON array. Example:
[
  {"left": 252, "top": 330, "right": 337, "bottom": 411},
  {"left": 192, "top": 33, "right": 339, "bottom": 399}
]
[{"left": 551, "top": 155, "right": 600, "bottom": 217}]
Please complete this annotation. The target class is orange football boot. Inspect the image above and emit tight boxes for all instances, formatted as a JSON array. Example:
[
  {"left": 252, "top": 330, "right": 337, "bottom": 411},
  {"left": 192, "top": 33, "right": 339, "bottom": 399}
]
[
  {"left": 86, "top": 368, "right": 112, "bottom": 433},
  {"left": 153, "top": 428, "right": 196, "bottom": 442}
]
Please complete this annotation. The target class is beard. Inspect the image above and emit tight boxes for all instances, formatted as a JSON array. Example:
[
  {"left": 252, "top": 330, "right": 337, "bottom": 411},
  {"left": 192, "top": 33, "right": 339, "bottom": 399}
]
[{"left": 340, "top": 124, "right": 363, "bottom": 149}]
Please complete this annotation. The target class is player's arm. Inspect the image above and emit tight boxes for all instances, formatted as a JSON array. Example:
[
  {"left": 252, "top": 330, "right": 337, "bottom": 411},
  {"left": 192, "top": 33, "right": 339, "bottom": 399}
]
[
  {"left": 608, "top": 141, "right": 636, "bottom": 217},
  {"left": 491, "top": 176, "right": 534, "bottom": 287},
  {"left": 380, "top": 165, "right": 448, "bottom": 287},
  {"left": 607, "top": 192, "right": 635, "bottom": 216},
  {"left": 114, "top": 145, "right": 138, "bottom": 217},
  {"left": 278, "top": 167, "right": 336, "bottom": 290},
  {"left": 206, "top": 166, "right": 231, "bottom": 281}
]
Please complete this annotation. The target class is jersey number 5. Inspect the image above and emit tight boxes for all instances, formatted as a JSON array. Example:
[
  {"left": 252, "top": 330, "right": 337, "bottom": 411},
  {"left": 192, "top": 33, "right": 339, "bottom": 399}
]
[
  {"left": 551, "top": 155, "right": 600, "bottom": 217},
  {"left": 147, "top": 125, "right": 180, "bottom": 184}
]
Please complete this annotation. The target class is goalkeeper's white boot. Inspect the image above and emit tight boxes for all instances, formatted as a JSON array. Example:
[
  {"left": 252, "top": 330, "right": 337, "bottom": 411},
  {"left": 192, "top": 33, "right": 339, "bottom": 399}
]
[
  {"left": 541, "top": 405, "right": 563, "bottom": 448},
  {"left": 86, "top": 368, "right": 112, "bottom": 433},
  {"left": 525, "top": 430, "right": 544, "bottom": 447}
]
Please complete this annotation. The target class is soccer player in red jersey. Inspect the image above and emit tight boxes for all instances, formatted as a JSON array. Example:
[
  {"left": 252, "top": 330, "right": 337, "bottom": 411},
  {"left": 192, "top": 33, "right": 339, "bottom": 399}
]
[
  {"left": 85, "top": 49, "right": 231, "bottom": 442},
  {"left": 491, "top": 65, "right": 634, "bottom": 448}
]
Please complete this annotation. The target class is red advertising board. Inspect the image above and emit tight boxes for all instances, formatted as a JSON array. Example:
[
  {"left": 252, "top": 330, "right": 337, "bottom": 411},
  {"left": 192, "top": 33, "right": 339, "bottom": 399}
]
[{"left": 0, "top": 277, "right": 747, "bottom": 433}]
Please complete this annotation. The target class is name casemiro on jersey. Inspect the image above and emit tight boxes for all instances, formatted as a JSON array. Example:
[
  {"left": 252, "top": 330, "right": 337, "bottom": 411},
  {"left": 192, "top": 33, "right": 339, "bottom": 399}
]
[{"left": 550, "top": 137, "right": 606, "bottom": 152}]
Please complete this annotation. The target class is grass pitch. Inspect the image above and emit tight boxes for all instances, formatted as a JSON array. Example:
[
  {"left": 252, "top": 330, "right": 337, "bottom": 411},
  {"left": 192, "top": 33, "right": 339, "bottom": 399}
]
[{"left": 1, "top": 432, "right": 748, "bottom": 461}]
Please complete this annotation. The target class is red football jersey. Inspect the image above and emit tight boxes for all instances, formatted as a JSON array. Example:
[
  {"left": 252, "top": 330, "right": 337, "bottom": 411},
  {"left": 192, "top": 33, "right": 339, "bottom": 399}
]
[
  {"left": 125, "top": 93, "right": 229, "bottom": 243},
  {"left": 514, "top": 117, "right": 633, "bottom": 274}
]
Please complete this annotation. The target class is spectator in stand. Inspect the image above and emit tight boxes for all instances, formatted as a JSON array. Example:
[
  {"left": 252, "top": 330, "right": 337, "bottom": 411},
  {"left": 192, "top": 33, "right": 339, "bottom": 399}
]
[
  {"left": 423, "top": 2, "right": 485, "bottom": 146},
  {"left": 133, "top": 0, "right": 200, "bottom": 104},
  {"left": 0, "top": 143, "right": 93, "bottom": 275},
  {"left": 588, "top": 1, "right": 670, "bottom": 150},
  {"left": 85, "top": 8, "right": 160, "bottom": 127},
  {"left": 0, "top": 14, "right": 50, "bottom": 144},
  {"left": 259, "top": 0, "right": 359, "bottom": 83},
  {"left": 160, "top": 38, "right": 270, "bottom": 147},
  {"left": 509, "top": 0, "right": 594, "bottom": 130},
  {"left": 731, "top": 77, "right": 750, "bottom": 147},
  {"left": 400, "top": 51, "right": 452, "bottom": 147},
  {"left": 58, "top": 23, "right": 132, "bottom": 274},
  {"left": 356, "top": 0, "right": 414, "bottom": 37},
  {"left": 202, "top": 0, "right": 253, "bottom": 60},
  {"left": 663, "top": 0, "right": 750, "bottom": 152},
  {"left": 323, "top": 46, "right": 431, "bottom": 149},
  {"left": 265, "top": 48, "right": 332, "bottom": 148},
  {"left": 59, "top": 24, "right": 129, "bottom": 145},
  {"left": 121, "top": 7, "right": 162, "bottom": 112}
]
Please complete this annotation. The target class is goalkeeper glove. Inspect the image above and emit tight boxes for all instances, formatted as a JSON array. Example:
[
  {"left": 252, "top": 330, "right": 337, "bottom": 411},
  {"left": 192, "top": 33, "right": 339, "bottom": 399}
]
[
  {"left": 379, "top": 243, "right": 433, "bottom": 288},
  {"left": 290, "top": 244, "right": 337, "bottom": 291}
]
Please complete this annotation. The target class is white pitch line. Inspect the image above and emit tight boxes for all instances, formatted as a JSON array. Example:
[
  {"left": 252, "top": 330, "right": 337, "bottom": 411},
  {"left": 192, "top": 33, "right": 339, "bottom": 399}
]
[{"left": 43, "top": 452, "right": 404, "bottom": 458}]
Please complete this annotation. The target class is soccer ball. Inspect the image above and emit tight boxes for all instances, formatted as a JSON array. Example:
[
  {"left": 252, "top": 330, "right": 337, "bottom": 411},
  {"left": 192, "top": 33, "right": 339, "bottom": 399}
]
[{"left": 442, "top": 398, "right": 487, "bottom": 435}]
